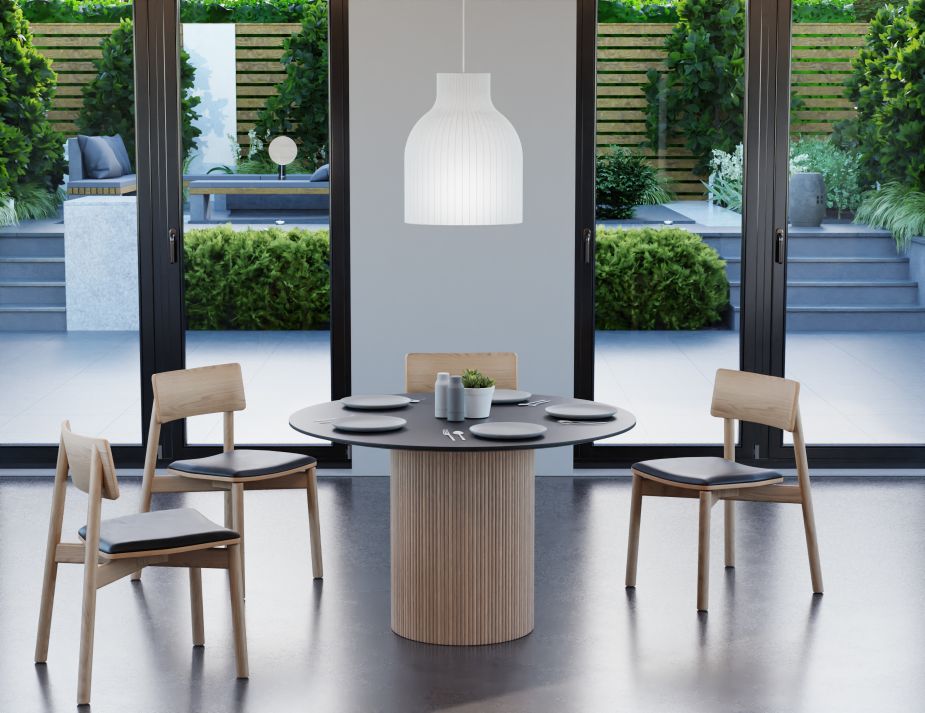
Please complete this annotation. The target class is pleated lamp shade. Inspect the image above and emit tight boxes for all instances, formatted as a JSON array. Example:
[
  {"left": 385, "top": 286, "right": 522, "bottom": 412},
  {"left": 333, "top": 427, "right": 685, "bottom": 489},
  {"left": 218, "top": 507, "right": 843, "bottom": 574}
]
[{"left": 404, "top": 73, "right": 523, "bottom": 225}]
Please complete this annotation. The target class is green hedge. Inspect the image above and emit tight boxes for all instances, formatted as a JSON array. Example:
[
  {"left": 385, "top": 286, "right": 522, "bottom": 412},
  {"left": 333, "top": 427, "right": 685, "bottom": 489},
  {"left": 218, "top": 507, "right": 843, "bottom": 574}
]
[
  {"left": 183, "top": 226, "right": 330, "bottom": 330},
  {"left": 22, "top": 0, "right": 859, "bottom": 24},
  {"left": 183, "top": 226, "right": 727, "bottom": 332},
  {"left": 21, "top": 0, "right": 309, "bottom": 22},
  {"left": 595, "top": 227, "right": 728, "bottom": 329},
  {"left": 598, "top": 0, "right": 856, "bottom": 23}
]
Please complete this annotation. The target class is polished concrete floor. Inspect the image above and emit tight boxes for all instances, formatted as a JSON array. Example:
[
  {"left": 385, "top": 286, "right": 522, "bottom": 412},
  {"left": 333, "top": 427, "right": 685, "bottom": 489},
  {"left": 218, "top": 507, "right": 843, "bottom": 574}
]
[
  {"left": 3, "top": 330, "right": 924, "bottom": 447},
  {"left": 1, "top": 475, "right": 923, "bottom": 712}
]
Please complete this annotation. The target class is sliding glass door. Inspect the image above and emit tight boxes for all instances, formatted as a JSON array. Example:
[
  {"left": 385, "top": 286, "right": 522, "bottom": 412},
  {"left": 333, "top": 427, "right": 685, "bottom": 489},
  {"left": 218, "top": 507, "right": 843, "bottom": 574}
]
[
  {"left": 589, "top": 4, "right": 744, "bottom": 446},
  {"left": 147, "top": 0, "right": 350, "bottom": 460},
  {"left": 770, "top": 2, "right": 925, "bottom": 462},
  {"left": 578, "top": 0, "right": 925, "bottom": 467},
  {"left": 0, "top": 4, "right": 143, "bottom": 456}
]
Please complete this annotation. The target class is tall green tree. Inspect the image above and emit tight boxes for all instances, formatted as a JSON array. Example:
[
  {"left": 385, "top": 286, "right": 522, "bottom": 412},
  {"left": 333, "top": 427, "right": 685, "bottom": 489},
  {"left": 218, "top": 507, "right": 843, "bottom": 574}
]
[
  {"left": 253, "top": 0, "right": 328, "bottom": 167},
  {"left": 644, "top": 0, "right": 745, "bottom": 175},
  {"left": 0, "top": 0, "right": 65, "bottom": 201},
  {"left": 848, "top": 0, "right": 925, "bottom": 190},
  {"left": 78, "top": 18, "right": 201, "bottom": 164}
]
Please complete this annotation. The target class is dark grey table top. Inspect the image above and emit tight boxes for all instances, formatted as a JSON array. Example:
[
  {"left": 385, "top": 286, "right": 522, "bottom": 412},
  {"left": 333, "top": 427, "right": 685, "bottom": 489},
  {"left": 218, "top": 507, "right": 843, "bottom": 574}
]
[{"left": 289, "top": 394, "right": 636, "bottom": 452}]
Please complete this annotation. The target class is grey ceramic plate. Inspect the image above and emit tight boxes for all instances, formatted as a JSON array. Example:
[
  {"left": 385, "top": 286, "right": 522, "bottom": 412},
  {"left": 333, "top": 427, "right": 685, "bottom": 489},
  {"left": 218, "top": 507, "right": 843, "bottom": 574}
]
[
  {"left": 332, "top": 415, "right": 407, "bottom": 433},
  {"left": 340, "top": 394, "right": 412, "bottom": 410},
  {"left": 492, "top": 389, "right": 533, "bottom": 404},
  {"left": 544, "top": 402, "right": 618, "bottom": 420},
  {"left": 469, "top": 422, "right": 548, "bottom": 441}
]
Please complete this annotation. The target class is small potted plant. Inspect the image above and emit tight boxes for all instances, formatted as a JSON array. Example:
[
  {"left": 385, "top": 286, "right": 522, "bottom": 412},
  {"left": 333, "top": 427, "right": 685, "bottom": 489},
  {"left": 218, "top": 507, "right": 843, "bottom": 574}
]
[{"left": 462, "top": 369, "right": 496, "bottom": 419}]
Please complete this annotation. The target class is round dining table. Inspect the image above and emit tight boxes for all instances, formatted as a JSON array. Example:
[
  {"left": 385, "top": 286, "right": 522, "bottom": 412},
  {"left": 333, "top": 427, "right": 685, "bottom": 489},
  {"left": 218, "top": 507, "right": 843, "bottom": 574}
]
[{"left": 290, "top": 394, "right": 635, "bottom": 645}]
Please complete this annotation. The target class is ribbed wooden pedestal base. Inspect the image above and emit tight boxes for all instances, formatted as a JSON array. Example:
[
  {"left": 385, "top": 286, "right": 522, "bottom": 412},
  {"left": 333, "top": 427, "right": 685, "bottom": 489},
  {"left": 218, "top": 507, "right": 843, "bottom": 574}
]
[{"left": 390, "top": 449, "right": 535, "bottom": 645}]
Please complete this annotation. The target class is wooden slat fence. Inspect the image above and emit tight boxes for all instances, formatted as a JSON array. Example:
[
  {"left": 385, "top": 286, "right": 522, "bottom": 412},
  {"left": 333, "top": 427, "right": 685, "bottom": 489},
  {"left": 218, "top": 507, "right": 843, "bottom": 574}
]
[
  {"left": 596, "top": 22, "right": 866, "bottom": 198},
  {"left": 31, "top": 22, "right": 866, "bottom": 193}
]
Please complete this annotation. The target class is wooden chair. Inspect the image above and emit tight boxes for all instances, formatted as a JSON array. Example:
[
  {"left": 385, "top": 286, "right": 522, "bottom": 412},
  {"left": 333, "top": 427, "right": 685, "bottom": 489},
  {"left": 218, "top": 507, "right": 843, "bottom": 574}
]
[
  {"left": 624, "top": 368, "right": 823, "bottom": 611},
  {"left": 35, "top": 422, "right": 247, "bottom": 706},
  {"left": 134, "top": 363, "right": 323, "bottom": 585},
  {"left": 404, "top": 352, "right": 518, "bottom": 392}
]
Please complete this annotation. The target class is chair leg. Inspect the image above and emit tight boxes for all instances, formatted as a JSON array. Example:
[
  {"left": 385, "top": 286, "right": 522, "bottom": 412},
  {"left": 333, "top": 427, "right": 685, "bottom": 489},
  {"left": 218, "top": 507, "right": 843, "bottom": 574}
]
[
  {"left": 800, "top": 491, "right": 824, "bottom": 594},
  {"left": 306, "top": 469, "right": 324, "bottom": 579},
  {"left": 227, "top": 544, "right": 249, "bottom": 678},
  {"left": 697, "top": 492, "right": 713, "bottom": 612},
  {"left": 190, "top": 568, "right": 204, "bottom": 646},
  {"left": 625, "top": 474, "right": 643, "bottom": 588},
  {"left": 77, "top": 561, "right": 99, "bottom": 705},
  {"left": 230, "top": 483, "right": 245, "bottom": 596},
  {"left": 724, "top": 500, "right": 735, "bottom": 568},
  {"left": 224, "top": 489, "right": 233, "bottom": 529}
]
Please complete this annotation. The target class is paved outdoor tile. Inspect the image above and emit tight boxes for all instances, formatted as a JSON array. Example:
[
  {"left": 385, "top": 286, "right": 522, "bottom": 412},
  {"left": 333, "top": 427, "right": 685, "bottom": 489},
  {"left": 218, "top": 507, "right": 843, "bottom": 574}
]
[{"left": 2, "top": 329, "right": 922, "bottom": 447}]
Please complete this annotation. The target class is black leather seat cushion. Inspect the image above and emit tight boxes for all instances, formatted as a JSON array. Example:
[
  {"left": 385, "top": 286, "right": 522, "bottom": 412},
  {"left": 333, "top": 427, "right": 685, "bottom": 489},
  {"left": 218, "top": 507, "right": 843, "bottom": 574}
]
[
  {"left": 169, "top": 449, "right": 316, "bottom": 478},
  {"left": 633, "top": 457, "right": 782, "bottom": 487},
  {"left": 79, "top": 508, "right": 238, "bottom": 555}
]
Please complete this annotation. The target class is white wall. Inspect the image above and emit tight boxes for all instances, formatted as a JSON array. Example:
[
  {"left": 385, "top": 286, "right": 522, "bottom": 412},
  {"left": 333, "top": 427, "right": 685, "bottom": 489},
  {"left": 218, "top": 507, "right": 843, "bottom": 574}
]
[
  {"left": 183, "top": 23, "right": 237, "bottom": 173},
  {"left": 349, "top": 0, "right": 577, "bottom": 475}
]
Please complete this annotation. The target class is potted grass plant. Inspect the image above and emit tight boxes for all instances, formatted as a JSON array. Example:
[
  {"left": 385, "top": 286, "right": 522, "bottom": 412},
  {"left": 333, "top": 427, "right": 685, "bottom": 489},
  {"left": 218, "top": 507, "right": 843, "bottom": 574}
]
[{"left": 462, "top": 369, "right": 496, "bottom": 419}]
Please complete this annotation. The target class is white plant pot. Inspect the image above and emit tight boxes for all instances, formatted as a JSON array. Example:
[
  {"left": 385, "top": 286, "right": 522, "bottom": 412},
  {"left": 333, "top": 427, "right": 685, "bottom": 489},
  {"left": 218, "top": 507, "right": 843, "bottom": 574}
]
[{"left": 464, "top": 386, "right": 495, "bottom": 419}]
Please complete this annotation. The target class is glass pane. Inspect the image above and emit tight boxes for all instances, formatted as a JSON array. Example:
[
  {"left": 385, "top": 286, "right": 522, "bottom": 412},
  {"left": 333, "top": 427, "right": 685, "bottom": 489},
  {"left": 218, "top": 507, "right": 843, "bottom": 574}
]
[
  {"left": 0, "top": 6, "right": 141, "bottom": 445},
  {"left": 179, "top": 2, "right": 331, "bottom": 445},
  {"left": 593, "top": 3, "right": 744, "bottom": 444},
  {"left": 784, "top": 5, "right": 925, "bottom": 445}
]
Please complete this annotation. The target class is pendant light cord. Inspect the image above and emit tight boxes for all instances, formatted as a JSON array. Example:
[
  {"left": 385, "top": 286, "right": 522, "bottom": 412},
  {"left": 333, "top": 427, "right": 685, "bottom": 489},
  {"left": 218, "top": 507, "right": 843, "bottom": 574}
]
[{"left": 461, "top": 0, "right": 466, "bottom": 73}]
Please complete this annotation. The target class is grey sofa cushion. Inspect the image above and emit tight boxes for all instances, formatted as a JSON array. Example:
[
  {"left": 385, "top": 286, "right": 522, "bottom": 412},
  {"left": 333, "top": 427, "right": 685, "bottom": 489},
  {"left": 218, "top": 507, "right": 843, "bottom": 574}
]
[
  {"left": 78, "top": 135, "right": 124, "bottom": 179},
  {"left": 104, "top": 135, "right": 133, "bottom": 175},
  {"left": 310, "top": 164, "right": 330, "bottom": 182}
]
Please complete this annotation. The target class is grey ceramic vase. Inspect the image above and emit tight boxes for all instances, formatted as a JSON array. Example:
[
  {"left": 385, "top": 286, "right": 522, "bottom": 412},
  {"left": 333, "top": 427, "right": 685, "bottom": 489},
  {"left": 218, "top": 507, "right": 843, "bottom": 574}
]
[{"left": 789, "top": 172, "right": 826, "bottom": 227}]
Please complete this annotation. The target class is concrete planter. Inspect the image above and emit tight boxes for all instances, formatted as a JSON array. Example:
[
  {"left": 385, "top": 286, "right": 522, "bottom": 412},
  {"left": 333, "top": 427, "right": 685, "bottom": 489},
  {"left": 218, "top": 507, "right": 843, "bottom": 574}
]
[
  {"left": 908, "top": 237, "right": 925, "bottom": 305},
  {"left": 789, "top": 172, "right": 826, "bottom": 227}
]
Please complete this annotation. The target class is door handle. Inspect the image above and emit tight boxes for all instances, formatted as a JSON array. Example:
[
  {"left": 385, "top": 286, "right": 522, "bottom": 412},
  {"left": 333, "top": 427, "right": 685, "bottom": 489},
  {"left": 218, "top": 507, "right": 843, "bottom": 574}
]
[
  {"left": 774, "top": 227, "right": 785, "bottom": 265},
  {"left": 583, "top": 228, "right": 593, "bottom": 264},
  {"left": 168, "top": 228, "right": 178, "bottom": 264}
]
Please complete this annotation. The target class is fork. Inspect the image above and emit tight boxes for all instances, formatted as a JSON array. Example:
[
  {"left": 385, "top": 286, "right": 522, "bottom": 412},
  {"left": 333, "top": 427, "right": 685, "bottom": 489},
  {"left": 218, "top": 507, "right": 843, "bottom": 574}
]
[
  {"left": 517, "top": 399, "right": 551, "bottom": 407},
  {"left": 453, "top": 430, "right": 467, "bottom": 441},
  {"left": 442, "top": 428, "right": 455, "bottom": 442}
]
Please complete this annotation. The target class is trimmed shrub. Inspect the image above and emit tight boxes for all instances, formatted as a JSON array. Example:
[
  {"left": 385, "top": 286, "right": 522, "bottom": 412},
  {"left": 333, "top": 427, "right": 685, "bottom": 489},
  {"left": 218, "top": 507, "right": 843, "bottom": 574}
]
[
  {"left": 183, "top": 226, "right": 330, "bottom": 330},
  {"left": 596, "top": 147, "right": 672, "bottom": 219},
  {"left": 253, "top": 0, "right": 328, "bottom": 168},
  {"left": 77, "top": 19, "right": 201, "bottom": 164},
  {"left": 595, "top": 227, "right": 728, "bottom": 329},
  {"left": 849, "top": 0, "right": 925, "bottom": 191},
  {"left": 0, "top": 0, "right": 66, "bottom": 217},
  {"left": 791, "top": 137, "right": 863, "bottom": 217}
]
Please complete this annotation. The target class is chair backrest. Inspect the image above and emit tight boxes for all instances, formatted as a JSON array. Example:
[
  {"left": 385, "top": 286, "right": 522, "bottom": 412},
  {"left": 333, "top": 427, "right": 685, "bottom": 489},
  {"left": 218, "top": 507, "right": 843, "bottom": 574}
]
[
  {"left": 151, "top": 363, "right": 246, "bottom": 424},
  {"left": 710, "top": 368, "right": 800, "bottom": 432},
  {"left": 404, "top": 352, "right": 518, "bottom": 392},
  {"left": 60, "top": 421, "right": 120, "bottom": 500}
]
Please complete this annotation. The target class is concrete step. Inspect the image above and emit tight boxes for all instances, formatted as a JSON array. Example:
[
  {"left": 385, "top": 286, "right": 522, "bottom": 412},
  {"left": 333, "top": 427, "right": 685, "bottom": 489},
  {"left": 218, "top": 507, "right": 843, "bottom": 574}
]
[
  {"left": 0, "top": 282, "right": 66, "bottom": 305},
  {"left": 0, "top": 305, "right": 66, "bottom": 330},
  {"left": 733, "top": 305, "right": 925, "bottom": 331},
  {"left": 0, "top": 232, "right": 64, "bottom": 258},
  {"left": 0, "top": 257, "right": 65, "bottom": 281},
  {"left": 729, "top": 281, "right": 921, "bottom": 307},
  {"left": 723, "top": 257, "right": 911, "bottom": 282},
  {"left": 704, "top": 232, "right": 899, "bottom": 259}
]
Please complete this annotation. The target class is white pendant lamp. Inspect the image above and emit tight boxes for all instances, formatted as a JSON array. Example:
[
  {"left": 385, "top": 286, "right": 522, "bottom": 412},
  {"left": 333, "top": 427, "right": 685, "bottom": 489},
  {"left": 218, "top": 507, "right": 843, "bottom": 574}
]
[{"left": 404, "top": 0, "right": 523, "bottom": 225}]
